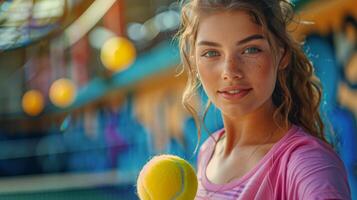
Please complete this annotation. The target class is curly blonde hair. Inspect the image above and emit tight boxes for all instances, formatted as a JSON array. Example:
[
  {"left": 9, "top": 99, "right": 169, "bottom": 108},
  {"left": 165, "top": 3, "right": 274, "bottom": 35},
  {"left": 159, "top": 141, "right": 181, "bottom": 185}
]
[{"left": 177, "top": 0, "right": 328, "bottom": 148}]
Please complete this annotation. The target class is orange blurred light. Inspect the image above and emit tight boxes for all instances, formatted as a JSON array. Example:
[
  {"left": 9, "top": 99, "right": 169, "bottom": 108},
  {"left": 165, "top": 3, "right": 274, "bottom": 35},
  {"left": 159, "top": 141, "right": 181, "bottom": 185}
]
[
  {"left": 49, "top": 78, "right": 77, "bottom": 108},
  {"left": 22, "top": 90, "right": 44, "bottom": 116}
]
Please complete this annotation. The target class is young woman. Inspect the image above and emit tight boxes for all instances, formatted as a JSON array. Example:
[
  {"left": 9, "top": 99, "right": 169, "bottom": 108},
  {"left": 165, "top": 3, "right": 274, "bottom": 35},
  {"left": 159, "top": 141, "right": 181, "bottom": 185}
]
[{"left": 177, "top": 0, "right": 351, "bottom": 199}]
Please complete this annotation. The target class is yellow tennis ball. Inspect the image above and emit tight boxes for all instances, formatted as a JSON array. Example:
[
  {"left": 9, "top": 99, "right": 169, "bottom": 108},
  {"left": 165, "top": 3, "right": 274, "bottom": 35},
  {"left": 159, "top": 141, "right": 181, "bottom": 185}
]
[
  {"left": 137, "top": 154, "right": 198, "bottom": 200},
  {"left": 100, "top": 36, "right": 136, "bottom": 72},
  {"left": 49, "top": 78, "right": 77, "bottom": 108},
  {"left": 22, "top": 90, "right": 44, "bottom": 116}
]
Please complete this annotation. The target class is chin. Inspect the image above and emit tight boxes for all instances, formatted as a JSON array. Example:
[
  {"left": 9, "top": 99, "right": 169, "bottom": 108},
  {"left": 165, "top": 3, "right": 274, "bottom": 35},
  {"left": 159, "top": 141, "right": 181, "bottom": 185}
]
[
  {"left": 219, "top": 105, "right": 252, "bottom": 118},
  {"left": 218, "top": 101, "right": 264, "bottom": 119}
]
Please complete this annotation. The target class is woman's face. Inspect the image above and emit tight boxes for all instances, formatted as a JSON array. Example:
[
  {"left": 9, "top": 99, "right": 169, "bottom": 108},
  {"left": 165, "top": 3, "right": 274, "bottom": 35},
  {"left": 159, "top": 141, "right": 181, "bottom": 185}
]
[{"left": 195, "top": 10, "right": 280, "bottom": 118}]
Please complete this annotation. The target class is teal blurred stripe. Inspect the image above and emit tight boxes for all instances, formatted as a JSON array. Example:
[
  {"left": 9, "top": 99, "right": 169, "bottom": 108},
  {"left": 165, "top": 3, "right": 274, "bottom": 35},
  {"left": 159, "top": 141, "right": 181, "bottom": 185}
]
[
  {"left": 0, "top": 185, "right": 138, "bottom": 200},
  {"left": 48, "top": 39, "right": 180, "bottom": 113}
]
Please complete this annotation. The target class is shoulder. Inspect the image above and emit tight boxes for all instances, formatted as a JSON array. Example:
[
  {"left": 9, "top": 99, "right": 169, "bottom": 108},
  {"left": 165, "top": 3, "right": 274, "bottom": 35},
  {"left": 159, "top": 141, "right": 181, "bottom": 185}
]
[
  {"left": 285, "top": 127, "right": 343, "bottom": 169},
  {"left": 197, "top": 129, "right": 223, "bottom": 165},
  {"left": 287, "top": 128, "right": 337, "bottom": 159},
  {"left": 199, "top": 129, "right": 224, "bottom": 155},
  {"left": 272, "top": 125, "right": 342, "bottom": 167},
  {"left": 283, "top": 127, "right": 351, "bottom": 199}
]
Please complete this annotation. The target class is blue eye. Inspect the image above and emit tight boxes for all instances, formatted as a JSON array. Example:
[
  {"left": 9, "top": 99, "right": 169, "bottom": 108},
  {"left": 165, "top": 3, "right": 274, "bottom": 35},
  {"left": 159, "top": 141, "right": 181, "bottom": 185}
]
[
  {"left": 243, "top": 47, "right": 261, "bottom": 54},
  {"left": 202, "top": 51, "right": 220, "bottom": 58}
]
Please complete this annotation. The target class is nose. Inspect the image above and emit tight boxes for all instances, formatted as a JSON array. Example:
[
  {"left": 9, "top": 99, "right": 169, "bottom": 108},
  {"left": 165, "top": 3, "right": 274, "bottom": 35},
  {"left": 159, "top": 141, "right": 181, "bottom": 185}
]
[{"left": 221, "top": 57, "right": 244, "bottom": 81}]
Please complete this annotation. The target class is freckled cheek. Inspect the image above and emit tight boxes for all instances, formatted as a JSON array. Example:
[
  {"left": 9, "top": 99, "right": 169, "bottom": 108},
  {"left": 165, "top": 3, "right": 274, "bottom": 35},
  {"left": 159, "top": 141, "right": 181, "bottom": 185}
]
[
  {"left": 247, "top": 57, "right": 277, "bottom": 91},
  {"left": 197, "top": 59, "right": 220, "bottom": 78},
  {"left": 254, "top": 68, "right": 277, "bottom": 95},
  {"left": 197, "top": 62, "right": 220, "bottom": 97}
]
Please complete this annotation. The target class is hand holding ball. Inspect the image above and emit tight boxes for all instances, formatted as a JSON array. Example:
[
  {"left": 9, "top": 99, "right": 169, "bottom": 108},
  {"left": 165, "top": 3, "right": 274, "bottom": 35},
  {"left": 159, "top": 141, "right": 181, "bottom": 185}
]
[{"left": 137, "top": 155, "right": 198, "bottom": 200}]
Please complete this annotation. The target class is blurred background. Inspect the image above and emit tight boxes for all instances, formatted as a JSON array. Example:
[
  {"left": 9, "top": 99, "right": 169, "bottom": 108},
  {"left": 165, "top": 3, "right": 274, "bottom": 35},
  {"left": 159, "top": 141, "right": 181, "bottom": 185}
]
[{"left": 0, "top": 0, "right": 356, "bottom": 199}]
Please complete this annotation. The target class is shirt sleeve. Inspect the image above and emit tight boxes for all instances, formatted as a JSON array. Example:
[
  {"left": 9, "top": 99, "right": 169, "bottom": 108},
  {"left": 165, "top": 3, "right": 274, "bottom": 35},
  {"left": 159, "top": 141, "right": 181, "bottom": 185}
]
[{"left": 287, "top": 140, "right": 351, "bottom": 200}]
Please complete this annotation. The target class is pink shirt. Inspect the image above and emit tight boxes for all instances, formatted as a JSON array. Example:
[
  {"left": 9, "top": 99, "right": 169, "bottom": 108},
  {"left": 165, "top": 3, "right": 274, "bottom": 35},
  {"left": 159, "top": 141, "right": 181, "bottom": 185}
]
[{"left": 195, "top": 125, "right": 351, "bottom": 200}]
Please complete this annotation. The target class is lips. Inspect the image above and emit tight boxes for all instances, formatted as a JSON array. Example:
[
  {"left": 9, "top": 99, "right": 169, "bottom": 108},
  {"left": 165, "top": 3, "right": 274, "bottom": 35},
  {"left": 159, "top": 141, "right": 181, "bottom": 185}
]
[
  {"left": 217, "top": 86, "right": 252, "bottom": 100},
  {"left": 218, "top": 86, "right": 252, "bottom": 93}
]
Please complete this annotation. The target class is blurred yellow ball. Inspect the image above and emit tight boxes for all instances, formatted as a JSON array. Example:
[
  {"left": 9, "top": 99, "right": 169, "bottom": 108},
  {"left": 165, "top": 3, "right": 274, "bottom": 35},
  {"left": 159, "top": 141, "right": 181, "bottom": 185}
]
[
  {"left": 100, "top": 37, "right": 136, "bottom": 72},
  {"left": 49, "top": 78, "right": 77, "bottom": 108},
  {"left": 22, "top": 90, "right": 44, "bottom": 116}
]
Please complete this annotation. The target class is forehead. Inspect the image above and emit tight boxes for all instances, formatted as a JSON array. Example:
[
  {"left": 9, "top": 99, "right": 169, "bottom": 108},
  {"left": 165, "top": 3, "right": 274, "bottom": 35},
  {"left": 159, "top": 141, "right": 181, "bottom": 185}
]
[{"left": 196, "top": 11, "right": 264, "bottom": 42}]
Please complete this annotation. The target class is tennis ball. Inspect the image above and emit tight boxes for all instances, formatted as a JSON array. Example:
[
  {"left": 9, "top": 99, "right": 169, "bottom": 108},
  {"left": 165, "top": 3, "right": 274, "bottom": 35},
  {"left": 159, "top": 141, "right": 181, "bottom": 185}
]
[{"left": 137, "top": 154, "right": 198, "bottom": 200}]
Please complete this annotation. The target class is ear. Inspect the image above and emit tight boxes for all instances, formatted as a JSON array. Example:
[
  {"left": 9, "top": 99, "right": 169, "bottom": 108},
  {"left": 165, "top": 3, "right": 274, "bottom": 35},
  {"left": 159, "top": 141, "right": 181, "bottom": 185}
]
[{"left": 278, "top": 47, "right": 290, "bottom": 70}]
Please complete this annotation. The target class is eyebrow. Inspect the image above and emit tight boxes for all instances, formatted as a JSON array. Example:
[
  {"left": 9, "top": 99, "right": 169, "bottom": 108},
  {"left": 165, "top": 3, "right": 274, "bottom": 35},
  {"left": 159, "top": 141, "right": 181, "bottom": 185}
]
[{"left": 197, "top": 34, "right": 265, "bottom": 47}]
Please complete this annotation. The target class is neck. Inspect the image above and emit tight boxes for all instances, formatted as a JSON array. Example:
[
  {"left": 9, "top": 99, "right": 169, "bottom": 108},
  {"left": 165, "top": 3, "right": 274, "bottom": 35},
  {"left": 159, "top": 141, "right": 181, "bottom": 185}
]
[{"left": 220, "top": 102, "right": 287, "bottom": 157}]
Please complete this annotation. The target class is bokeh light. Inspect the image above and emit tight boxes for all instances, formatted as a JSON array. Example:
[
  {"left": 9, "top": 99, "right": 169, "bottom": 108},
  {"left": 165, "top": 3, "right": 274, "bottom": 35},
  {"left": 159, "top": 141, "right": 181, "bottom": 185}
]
[
  {"left": 49, "top": 78, "right": 77, "bottom": 108},
  {"left": 100, "top": 36, "right": 136, "bottom": 72},
  {"left": 88, "top": 26, "right": 116, "bottom": 49},
  {"left": 22, "top": 90, "right": 45, "bottom": 116},
  {"left": 127, "top": 23, "right": 147, "bottom": 42}
]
